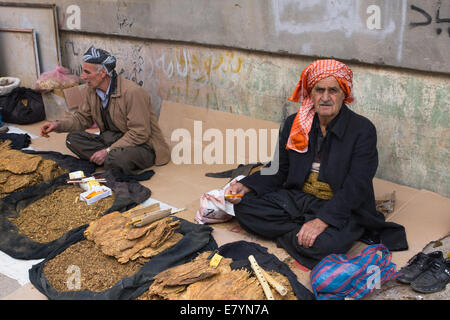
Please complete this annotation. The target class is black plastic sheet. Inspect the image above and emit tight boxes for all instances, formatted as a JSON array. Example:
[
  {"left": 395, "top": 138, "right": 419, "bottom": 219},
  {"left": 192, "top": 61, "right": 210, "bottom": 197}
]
[
  {"left": 0, "top": 168, "right": 151, "bottom": 260},
  {"left": 29, "top": 218, "right": 217, "bottom": 300}
]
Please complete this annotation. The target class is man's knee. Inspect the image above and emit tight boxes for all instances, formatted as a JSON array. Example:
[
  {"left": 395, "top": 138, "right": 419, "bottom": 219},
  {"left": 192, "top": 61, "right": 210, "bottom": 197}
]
[
  {"left": 66, "top": 131, "right": 84, "bottom": 144},
  {"left": 104, "top": 149, "right": 132, "bottom": 174},
  {"left": 289, "top": 228, "right": 357, "bottom": 262},
  {"left": 234, "top": 197, "right": 301, "bottom": 239},
  {"left": 66, "top": 131, "right": 94, "bottom": 160},
  {"left": 104, "top": 147, "right": 154, "bottom": 175}
]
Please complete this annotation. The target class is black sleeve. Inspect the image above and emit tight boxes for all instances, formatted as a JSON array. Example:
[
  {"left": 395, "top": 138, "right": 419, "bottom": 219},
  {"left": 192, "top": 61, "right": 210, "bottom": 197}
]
[{"left": 240, "top": 114, "right": 294, "bottom": 196}]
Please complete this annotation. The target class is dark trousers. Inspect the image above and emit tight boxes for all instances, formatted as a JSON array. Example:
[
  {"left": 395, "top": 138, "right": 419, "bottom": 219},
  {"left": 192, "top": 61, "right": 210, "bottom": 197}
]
[
  {"left": 66, "top": 131, "right": 155, "bottom": 175},
  {"left": 234, "top": 190, "right": 365, "bottom": 269}
]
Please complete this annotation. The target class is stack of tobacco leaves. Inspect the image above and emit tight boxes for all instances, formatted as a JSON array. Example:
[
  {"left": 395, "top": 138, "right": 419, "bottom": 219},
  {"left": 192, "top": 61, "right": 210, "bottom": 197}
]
[
  {"left": 84, "top": 212, "right": 183, "bottom": 264},
  {"left": 138, "top": 251, "right": 297, "bottom": 300},
  {"left": 9, "top": 185, "right": 115, "bottom": 243},
  {"left": 0, "top": 141, "right": 67, "bottom": 197}
]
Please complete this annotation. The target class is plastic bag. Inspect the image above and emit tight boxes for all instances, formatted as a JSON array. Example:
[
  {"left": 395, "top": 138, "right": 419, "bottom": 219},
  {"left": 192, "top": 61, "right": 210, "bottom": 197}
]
[
  {"left": 195, "top": 175, "right": 245, "bottom": 224},
  {"left": 35, "top": 64, "right": 79, "bottom": 91}
]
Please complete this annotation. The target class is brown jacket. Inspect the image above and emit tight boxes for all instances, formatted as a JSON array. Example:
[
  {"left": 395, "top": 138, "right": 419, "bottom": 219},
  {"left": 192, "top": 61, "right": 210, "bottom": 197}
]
[{"left": 57, "top": 76, "right": 170, "bottom": 165}]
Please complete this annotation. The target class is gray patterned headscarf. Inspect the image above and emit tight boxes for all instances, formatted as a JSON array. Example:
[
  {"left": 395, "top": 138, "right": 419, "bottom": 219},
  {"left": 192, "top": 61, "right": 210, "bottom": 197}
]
[{"left": 82, "top": 46, "right": 116, "bottom": 76}]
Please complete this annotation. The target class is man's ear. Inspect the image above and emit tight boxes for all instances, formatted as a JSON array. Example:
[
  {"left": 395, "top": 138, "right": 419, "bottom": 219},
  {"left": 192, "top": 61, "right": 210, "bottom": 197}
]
[{"left": 100, "top": 68, "right": 107, "bottom": 79}]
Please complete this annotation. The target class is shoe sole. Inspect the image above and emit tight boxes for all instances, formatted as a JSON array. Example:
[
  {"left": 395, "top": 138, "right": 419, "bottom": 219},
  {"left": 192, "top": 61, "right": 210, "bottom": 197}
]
[
  {"left": 411, "top": 282, "right": 448, "bottom": 294},
  {"left": 396, "top": 278, "right": 413, "bottom": 284}
]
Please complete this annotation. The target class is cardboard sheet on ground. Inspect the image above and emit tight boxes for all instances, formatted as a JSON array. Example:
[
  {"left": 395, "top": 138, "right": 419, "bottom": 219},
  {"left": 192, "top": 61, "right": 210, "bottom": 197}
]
[
  {"left": 158, "top": 100, "right": 280, "bottom": 165},
  {"left": 147, "top": 100, "right": 281, "bottom": 208},
  {"left": 1, "top": 100, "right": 449, "bottom": 299},
  {"left": 348, "top": 180, "right": 450, "bottom": 267}
]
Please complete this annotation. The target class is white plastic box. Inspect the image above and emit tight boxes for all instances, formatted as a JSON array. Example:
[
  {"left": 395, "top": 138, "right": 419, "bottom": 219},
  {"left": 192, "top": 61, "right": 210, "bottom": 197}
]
[{"left": 80, "top": 186, "right": 112, "bottom": 205}]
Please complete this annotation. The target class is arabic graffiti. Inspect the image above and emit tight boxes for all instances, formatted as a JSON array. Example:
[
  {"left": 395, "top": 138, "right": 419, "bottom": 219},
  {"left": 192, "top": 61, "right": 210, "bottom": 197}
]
[
  {"left": 61, "top": 39, "right": 244, "bottom": 111},
  {"left": 409, "top": 1, "right": 450, "bottom": 36}
]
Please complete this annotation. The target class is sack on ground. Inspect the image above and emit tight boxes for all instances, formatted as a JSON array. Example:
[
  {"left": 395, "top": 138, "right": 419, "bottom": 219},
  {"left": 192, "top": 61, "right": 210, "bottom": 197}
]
[
  {"left": 0, "top": 87, "right": 45, "bottom": 124},
  {"left": 310, "top": 244, "right": 400, "bottom": 300}
]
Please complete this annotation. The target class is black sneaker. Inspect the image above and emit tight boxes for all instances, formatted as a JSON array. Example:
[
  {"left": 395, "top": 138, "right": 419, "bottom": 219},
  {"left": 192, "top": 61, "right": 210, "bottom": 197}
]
[
  {"left": 411, "top": 258, "right": 450, "bottom": 294},
  {"left": 396, "top": 251, "right": 443, "bottom": 284}
]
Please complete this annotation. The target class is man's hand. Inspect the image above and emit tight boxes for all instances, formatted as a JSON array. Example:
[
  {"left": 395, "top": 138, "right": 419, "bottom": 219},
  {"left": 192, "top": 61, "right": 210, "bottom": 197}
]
[
  {"left": 40, "top": 122, "right": 59, "bottom": 137},
  {"left": 224, "top": 181, "right": 251, "bottom": 205},
  {"left": 297, "top": 218, "right": 329, "bottom": 248},
  {"left": 90, "top": 149, "right": 108, "bottom": 165}
]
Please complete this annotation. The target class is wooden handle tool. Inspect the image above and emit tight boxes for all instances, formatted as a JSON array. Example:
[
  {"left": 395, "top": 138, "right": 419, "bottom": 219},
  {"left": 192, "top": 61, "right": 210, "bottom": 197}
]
[
  {"left": 66, "top": 178, "right": 107, "bottom": 184},
  {"left": 128, "top": 207, "right": 186, "bottom": 227},
  {"left": 132, "top": 208, "right": 172, "bottom": 227},
  {"left": 127, "top": 202, "right": 160, "bottom": 219},
  {"left": 260, "top": 269, "right": 288, "bottom": 296},
  {"left": 248, "top": 255, "right": 274, "bottom": 300}
]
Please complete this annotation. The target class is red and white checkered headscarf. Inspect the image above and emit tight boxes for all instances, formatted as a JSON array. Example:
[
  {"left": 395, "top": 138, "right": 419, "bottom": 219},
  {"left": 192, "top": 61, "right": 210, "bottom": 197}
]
[{"left": 286, "top": 59, "right": 354, "bottom": 153}]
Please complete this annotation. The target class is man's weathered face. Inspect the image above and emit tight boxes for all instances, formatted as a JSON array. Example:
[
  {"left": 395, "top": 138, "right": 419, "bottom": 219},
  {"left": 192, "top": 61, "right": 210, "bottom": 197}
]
[
  {"left": 80, "top": 62, "right": 106, "bottom": 89},
  {"left": 310, "top": 76, "right": 346, "bottom": 122}
]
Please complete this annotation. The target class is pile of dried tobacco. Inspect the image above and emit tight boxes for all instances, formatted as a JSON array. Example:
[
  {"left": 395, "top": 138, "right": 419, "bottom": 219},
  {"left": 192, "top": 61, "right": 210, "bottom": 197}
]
[
  {"left": 43, "top": 240, "right": 142, "bottom": 292},
  {"left": 9, "top": 185, "right": 115, "bottom": 243},
  {"left": 0, "top": 142, "right": 67, "bottom": 197}
]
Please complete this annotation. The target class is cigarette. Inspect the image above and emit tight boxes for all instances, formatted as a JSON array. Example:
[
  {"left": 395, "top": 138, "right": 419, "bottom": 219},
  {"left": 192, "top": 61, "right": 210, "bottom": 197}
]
[{"left": 225, "top": 194, "right": 244, "bottom": 198}]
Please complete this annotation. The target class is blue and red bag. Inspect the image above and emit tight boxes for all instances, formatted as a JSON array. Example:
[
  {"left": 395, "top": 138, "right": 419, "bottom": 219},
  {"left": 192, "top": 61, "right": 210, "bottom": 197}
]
[{"left": 310, "top": 244, "right": 400, "bottom": 300}]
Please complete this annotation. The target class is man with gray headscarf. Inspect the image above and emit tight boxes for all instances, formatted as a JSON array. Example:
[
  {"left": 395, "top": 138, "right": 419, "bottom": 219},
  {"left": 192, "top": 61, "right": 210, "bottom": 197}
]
[{"left": 41, "top": 46, "right": 170, "bottom": 175}]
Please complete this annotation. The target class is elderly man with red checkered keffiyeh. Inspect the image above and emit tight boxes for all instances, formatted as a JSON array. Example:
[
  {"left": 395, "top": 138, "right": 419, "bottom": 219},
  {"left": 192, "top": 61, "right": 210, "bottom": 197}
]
[{"left": 225, "top": 59, "right": 408, "bottom": 269}]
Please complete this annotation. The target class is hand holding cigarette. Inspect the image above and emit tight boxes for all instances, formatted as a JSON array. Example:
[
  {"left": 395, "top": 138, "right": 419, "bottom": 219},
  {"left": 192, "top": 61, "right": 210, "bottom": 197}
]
[{"left": 224, "top": 181, "right": 251, "bottom": 204}]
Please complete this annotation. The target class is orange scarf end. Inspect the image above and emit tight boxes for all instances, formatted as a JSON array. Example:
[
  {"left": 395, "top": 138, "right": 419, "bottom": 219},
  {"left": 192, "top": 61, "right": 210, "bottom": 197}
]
[{"left": 286, "top": 132, "right": 308, "bottom": 151}]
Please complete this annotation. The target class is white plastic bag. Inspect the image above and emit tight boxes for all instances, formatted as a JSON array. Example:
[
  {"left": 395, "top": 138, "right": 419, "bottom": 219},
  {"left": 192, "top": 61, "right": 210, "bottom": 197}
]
[{"left": 195, "top": 175, "right": 246, "bottom": 224}]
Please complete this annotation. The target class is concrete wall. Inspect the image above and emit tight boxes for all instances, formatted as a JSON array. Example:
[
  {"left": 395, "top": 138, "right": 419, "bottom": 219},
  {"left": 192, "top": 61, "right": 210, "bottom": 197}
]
[
  {"left": 60, "top": 33, "right": 449, "bottom": 197},
  {"left": 2, "top": 0, "right": 450, "bottom": 73},
  {"left": 1, "top": 0, "right": 448, "bottom": 197}
]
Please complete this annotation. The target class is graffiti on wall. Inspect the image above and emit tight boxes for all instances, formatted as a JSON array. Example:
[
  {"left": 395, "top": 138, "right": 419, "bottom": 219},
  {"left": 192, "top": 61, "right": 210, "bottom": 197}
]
[
  {"left": 157, "top": 48, "right": 243, "bottom": 107},
  {"left": 409, "top": 1, "right": 450, "bottom": 37},
  {"left": 272, "top": 0, "right": 450, "bottom": 64},
  {"left": 62, "top": 39, "right": 244, "bottom": 111}
]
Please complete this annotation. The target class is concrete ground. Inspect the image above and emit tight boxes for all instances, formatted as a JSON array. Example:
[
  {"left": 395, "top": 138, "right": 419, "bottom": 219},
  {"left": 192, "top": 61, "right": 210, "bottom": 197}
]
[{"left": 0, "top": 121, "right": 449, "bottom": 300}]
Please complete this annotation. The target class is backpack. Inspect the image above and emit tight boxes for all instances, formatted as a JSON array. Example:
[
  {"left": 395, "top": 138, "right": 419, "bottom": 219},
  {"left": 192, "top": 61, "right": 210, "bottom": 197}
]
[{"left": 0, "top": 87, "right": 46, "bottom": 124}]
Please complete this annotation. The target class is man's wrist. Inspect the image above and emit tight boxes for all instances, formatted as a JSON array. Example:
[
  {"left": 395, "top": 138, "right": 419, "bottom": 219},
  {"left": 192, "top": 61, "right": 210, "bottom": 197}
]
[
  {"left": 106, "top": 147, "right": 111, "bottom": 154},
  {"left": 53, "top": 121, "right": 61, "bottom": 132}
]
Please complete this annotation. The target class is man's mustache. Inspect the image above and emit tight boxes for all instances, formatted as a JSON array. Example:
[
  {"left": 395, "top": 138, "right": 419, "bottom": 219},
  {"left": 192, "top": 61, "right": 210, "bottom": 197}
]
[{"left": 319, "top": 102, "right": 333, "bottom": 106}]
